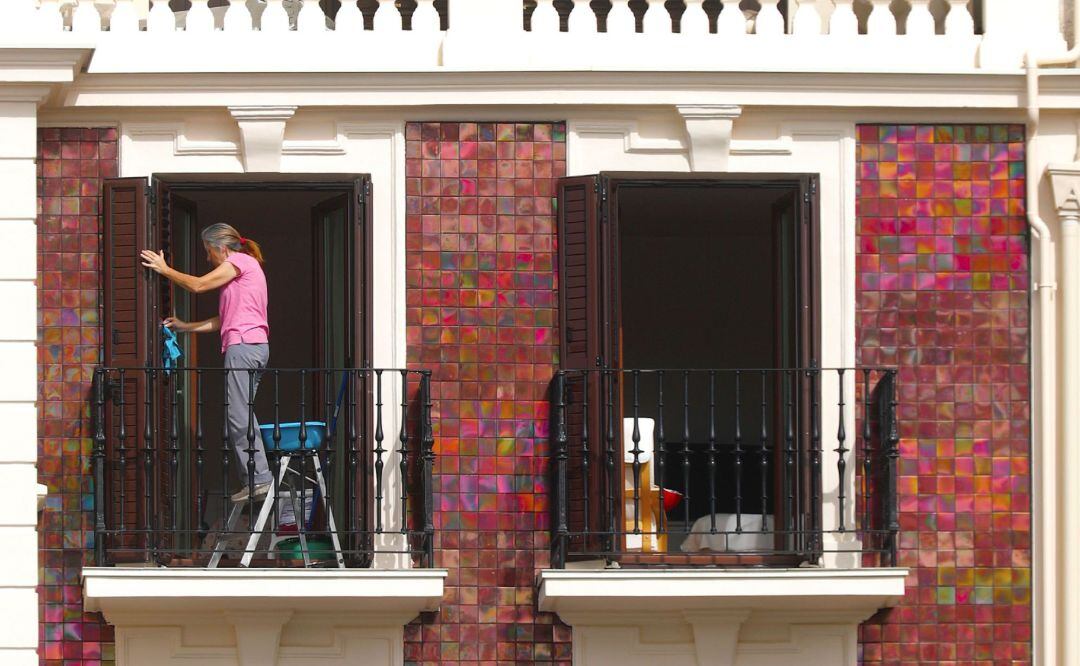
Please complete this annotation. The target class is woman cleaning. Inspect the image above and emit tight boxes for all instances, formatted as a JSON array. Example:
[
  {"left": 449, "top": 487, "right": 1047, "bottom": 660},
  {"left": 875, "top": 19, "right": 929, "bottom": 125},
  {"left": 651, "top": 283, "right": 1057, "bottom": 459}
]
[{"left": 140, "top": 223, "right": 272, "bottom": 503}]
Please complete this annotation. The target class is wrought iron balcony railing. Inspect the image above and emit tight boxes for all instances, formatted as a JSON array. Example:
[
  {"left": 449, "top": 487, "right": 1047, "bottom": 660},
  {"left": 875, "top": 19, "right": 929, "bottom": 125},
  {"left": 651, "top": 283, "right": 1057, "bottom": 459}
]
[
  {"left": 548, "top": 367, "right": 899, "bottom": 568},
  {"left": 90, "top": 366, "right": 435, "bottom": 568}
]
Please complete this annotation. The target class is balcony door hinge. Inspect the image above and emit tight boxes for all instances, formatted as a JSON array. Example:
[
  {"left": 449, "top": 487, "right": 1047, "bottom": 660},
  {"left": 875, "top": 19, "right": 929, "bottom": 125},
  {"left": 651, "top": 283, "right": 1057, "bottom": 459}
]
[{"left": 598, "top": 178, "right": 609, "bottom": 224}]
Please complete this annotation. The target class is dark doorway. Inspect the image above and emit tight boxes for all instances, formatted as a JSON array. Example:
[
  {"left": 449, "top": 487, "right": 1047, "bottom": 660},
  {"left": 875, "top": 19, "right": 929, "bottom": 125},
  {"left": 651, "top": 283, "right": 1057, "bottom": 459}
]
[
  {"left": 101, "top": 174, "right": 373, "bottom": 552},
  {"left": 556, "top": 173, "right": 819, "bottom": 560}
]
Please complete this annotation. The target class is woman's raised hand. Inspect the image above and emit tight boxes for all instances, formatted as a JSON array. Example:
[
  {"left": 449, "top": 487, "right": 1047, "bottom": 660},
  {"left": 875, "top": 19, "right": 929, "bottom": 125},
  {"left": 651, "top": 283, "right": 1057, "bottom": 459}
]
[
  {"left": 163, "top": 317, "right": 189, "bottom": 333},
  {"left": 140, "top": 249, "right": 168, "bottom": 274}
]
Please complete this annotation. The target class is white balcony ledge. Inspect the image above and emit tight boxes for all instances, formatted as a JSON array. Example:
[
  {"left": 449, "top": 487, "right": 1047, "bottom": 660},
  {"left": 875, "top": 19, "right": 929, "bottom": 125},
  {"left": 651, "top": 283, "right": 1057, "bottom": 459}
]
[
  {"left": 84, "top": 568, "right": 446, "bottom": 666},
  {"left": 539, "top": 568, "right": 908, "bottom": 666},
  {"left": 538, "top": 567, "right": 908, "bottom": 619},
  {"left": 83, "top": 567, "right": 447, "bottom": 619}
]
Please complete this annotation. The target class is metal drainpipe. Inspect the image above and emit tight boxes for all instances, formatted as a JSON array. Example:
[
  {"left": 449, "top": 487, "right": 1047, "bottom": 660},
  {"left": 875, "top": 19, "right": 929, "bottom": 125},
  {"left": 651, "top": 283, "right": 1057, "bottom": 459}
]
[{"left": 1025, "top": 5, "right": 1080, "bottom": 660}]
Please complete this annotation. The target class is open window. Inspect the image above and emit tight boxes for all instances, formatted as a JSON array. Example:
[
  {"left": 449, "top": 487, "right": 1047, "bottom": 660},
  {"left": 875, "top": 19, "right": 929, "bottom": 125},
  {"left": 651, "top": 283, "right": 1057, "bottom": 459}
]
[
  {"left": 100, "top": 174, "right": 376, "bottom": 564},
  {"left": 556, "top": 173, "right": 820, "bottom": 565}
]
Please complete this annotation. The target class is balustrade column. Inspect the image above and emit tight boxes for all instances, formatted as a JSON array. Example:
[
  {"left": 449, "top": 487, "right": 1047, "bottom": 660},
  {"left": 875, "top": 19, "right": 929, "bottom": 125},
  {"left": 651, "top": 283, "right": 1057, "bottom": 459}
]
[
  {"left": 261, "top": 0, "right": 290, "bottom": 32},
  {"left": 412, "top": 0, "right": 440, "bottom": 32},
  {"left": 568, "top": 0, "right": 595, "bottom": 33},
  {"left": 906, "top": 0, "right": 935, "bottom": 37},
  {"left": 373, "top": 0, "right": 402, "bottom": 32},
  {"left": 717, "top": 0, "right": 745, "bottom": 38},
  {"left": 297, "top": 0, "right": 325, "bottom": 32},
  {"left": 755, "top": 0, "right": 784, "bottom": 36},
  {"left": 945, "top": 0, "right": 974, "bottom": 36},
  {"left": 223, "top": 0, "right": 253, "bottom": 32},
  {"left": 336, "top": 1, "right": 363, "bottom": 33},
  {"left": 865, "top": 0, "right": 896, "bottom": 36},
  {"left": 642, "top": 0, "right": 670, "bottom": 34},
  {"left": 607, "top": 0, "right": 635, "bottom": 34},
  {"left": 682, "top": 0, "right": 708, "bottom": 36},
  {"left": 147, "top": 0, "right": 176, "bottom": 32},
  {"left": 71, "top": 0, "right": 102, "bottom": 33},
  {"left": 829, "top": 0, "right": 857, "bottom": 36},
  {"left": 186, "top": 0, "right": 216, "bottom": 32},
  {"left": 532, "top": 0, "right": 560, "bottom": 33},
  {"left": 792, "top": 0, "right": 822, "bottom": 36},
  {"left": 110, "top": 0, "right": 140, "bottom": 32}
]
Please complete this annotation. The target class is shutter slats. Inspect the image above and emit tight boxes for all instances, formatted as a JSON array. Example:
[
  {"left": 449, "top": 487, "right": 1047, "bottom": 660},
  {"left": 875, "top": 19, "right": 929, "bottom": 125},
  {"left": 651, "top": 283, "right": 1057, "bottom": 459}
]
[
  {"left": 557, "top": 175, "right": 610, "bottom": 557},
  {"left": 102, "top": 177, "right": 151, "bottom": 549}
]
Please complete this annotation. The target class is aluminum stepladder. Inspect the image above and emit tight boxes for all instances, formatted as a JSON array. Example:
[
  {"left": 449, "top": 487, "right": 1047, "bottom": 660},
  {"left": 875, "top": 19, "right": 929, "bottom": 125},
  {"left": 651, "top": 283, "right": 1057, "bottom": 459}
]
[{"left": 207, "top": 450, "right": 346, "bottom": 569}]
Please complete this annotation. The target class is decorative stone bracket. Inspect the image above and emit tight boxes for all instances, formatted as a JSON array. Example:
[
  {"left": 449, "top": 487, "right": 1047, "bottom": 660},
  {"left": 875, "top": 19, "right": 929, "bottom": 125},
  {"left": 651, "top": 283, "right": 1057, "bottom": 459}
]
[
  {"left": 1049, "top": 164, "right": 1080, "bottom": 217},
  {"left": 228, "top": 105, "right": 298, "bottom": 172},
  {"left": 676, "top": 104, "right": 743, "bottom": 172}
]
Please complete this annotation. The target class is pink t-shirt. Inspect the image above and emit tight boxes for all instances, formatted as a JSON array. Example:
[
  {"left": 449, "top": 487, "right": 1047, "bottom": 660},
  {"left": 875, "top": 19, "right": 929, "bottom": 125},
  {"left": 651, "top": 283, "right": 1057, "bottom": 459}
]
[{"left": 219, "top": 252, "right": 269, "bottom": 353}]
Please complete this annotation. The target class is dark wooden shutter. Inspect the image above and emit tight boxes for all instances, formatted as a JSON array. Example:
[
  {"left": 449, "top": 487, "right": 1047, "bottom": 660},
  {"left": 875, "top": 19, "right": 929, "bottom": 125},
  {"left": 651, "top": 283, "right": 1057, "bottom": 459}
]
[
  {"left": 557, "top": 176, "right": 611, "bottom": 556},
  {"left": 103, "top": 178, "right": 150, "bottom": 369},
  {"left": 102, "top": 178, "right": 151, "bottom": 558}
]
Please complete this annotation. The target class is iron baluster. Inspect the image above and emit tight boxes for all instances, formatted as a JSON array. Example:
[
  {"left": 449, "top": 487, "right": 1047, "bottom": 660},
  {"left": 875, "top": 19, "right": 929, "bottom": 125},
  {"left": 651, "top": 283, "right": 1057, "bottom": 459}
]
[
  {"left": 861, "top": 368, "right": 872, "bottom": 535},
  {"left": 143, "top": 369, "right": 154, "bottom": 561},
  {"left": 246, "top": 369, "right": 257, "bottom": 522},
  {"left": 655, "top": 371, "right": 666, "bottom": 537},
  {"left": 886, "top": 370, "right": 900, "bottom": 565},
  {"left": 809, "top": 368, "right": 822, "bottom": 555},
  {"left": 399, "top": 369, "right": 411, "bottom": 536},
  {"left": 581, "top": 370, "right": 590, "bottom": 538},
  {"left": 117, "top": 370, "right": 127, "bottom": 536},
  {"left": 630, "top": 370, "right": 642, "bottom": 535},
  {"left": 220, "top": 370, "right": 230, "bottom": 547},
  {"left": 421, "top": 372, "right": 436, "bottom": 568},
  {"left": 682, "top": 371, "right": 691, "bottom": 533},
  {"left": 733, "top": 370, "right": 742, "bottom": 533},
  {"left": 552, "top": 371, "right": 568, "bottom": 568},
  {"left": 784, "top": 370, "right": 795, "bottom": 546},
  {"left": 324, "top": 370, "right": 336, "bottom": 522},
  {"left": 298, "top": 371, "right": 309, "bottom": 552},
  {"left": 835, "top": 368, "right": 848, "bottom": 532},
  {"left": 604, "top": 370, "right": 617, "bottom": 550},
  {"left": 169, "top": 371, "right": 180, "bottom": 540},
  {"left": 348, "top": 370, "right": 359, "bottom": 557},
  {"left": 759, "top": 370, "right": 769, "bottom": 526},
  {"left": 707, "top": 371, "right": 717, "bottom": 534},
  {"left": 270, "top": 371, "right": 281, "bottom": 535},
  {"left": 92, "top": 369, "right": 107, "bottom": 566},
  {"left": 194, "top": 371, "right": 206, "bottom": 538},
  {"left": 374, "top": 369, "right": 385, "bottom": 533}
]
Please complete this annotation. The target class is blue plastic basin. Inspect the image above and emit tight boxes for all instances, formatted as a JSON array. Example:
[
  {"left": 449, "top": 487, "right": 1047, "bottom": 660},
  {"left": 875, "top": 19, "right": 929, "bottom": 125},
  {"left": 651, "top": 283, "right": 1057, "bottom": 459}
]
[{"left": 259, "top": 422, "right": 326, "bottom": 452}]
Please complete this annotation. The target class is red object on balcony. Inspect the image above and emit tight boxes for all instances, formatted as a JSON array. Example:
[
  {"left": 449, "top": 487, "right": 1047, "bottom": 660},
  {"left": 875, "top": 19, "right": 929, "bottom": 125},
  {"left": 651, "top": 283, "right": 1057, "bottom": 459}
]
[{"left": 661, "top": 488, "right": 683, "bottom": 512}]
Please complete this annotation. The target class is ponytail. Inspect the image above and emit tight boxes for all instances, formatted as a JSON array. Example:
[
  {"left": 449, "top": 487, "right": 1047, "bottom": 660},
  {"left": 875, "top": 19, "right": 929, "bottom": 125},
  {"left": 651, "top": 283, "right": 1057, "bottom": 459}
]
[
  {"left": 238, "top": 237, "right": 264, "bottom": 264},
  {"left": 201, "top": 223, "right": 265, "bottom": 265}
]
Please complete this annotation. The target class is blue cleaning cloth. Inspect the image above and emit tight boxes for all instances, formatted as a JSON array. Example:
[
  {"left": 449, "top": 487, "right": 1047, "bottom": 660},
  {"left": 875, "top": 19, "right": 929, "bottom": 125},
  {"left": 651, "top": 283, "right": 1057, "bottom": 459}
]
[{"left": 161, "top": 325, "right": 182, "bottom": 373}]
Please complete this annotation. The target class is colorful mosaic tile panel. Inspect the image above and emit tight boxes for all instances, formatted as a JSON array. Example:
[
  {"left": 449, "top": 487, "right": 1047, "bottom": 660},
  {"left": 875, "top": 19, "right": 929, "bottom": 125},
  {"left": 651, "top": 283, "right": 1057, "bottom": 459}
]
[
  {"left": 404, "top": 121, "right": 570, "bottom": 664},
  {"left": 37, "top": 127, "right": 118, "bottom": 665},
  {"left": 856, "top": 124, "right": 1032, "bottom": 664}
]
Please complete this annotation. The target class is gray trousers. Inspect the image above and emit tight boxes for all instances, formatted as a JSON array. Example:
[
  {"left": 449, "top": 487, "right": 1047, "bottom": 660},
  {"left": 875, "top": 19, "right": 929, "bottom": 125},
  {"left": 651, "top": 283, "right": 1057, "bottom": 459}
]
[{"left": 224, "top": 343, "right": 272, "bottom": 486}]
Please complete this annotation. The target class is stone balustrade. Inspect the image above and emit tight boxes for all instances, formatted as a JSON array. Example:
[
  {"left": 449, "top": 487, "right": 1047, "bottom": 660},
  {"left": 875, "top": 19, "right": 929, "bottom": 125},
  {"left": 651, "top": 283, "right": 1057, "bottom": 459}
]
[{"left": 0, "top": 1, "right": 1065, "bottom": 72}]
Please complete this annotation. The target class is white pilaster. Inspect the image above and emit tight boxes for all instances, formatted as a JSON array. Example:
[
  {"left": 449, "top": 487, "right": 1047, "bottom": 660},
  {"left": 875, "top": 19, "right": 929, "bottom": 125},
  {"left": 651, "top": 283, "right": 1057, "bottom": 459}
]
[
  {"left": 0, "top": 97, "right": 43, "bottom": 666},
  {"left": 0, "top": 50, "right": 89, "bottom": 664},
  {"left": 1050, "top": 164, "right": 1080, "bottom": 666}
]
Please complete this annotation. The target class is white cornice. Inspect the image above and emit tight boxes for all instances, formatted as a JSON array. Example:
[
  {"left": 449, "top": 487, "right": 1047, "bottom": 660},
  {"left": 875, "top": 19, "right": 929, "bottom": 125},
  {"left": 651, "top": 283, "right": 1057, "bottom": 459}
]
[
  {"left": 55, "top": 69, "right": 1080, "bottom": 111},
  {"left": 0, "top": 46, "right": 92, "bottom": 84}
]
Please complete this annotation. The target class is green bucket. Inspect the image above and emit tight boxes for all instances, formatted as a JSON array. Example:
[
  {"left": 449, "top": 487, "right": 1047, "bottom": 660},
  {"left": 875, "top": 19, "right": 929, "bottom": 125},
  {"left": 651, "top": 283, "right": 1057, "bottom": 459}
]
[{"left": 274, "top": 536, "right": 335, "bottom": 563}]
